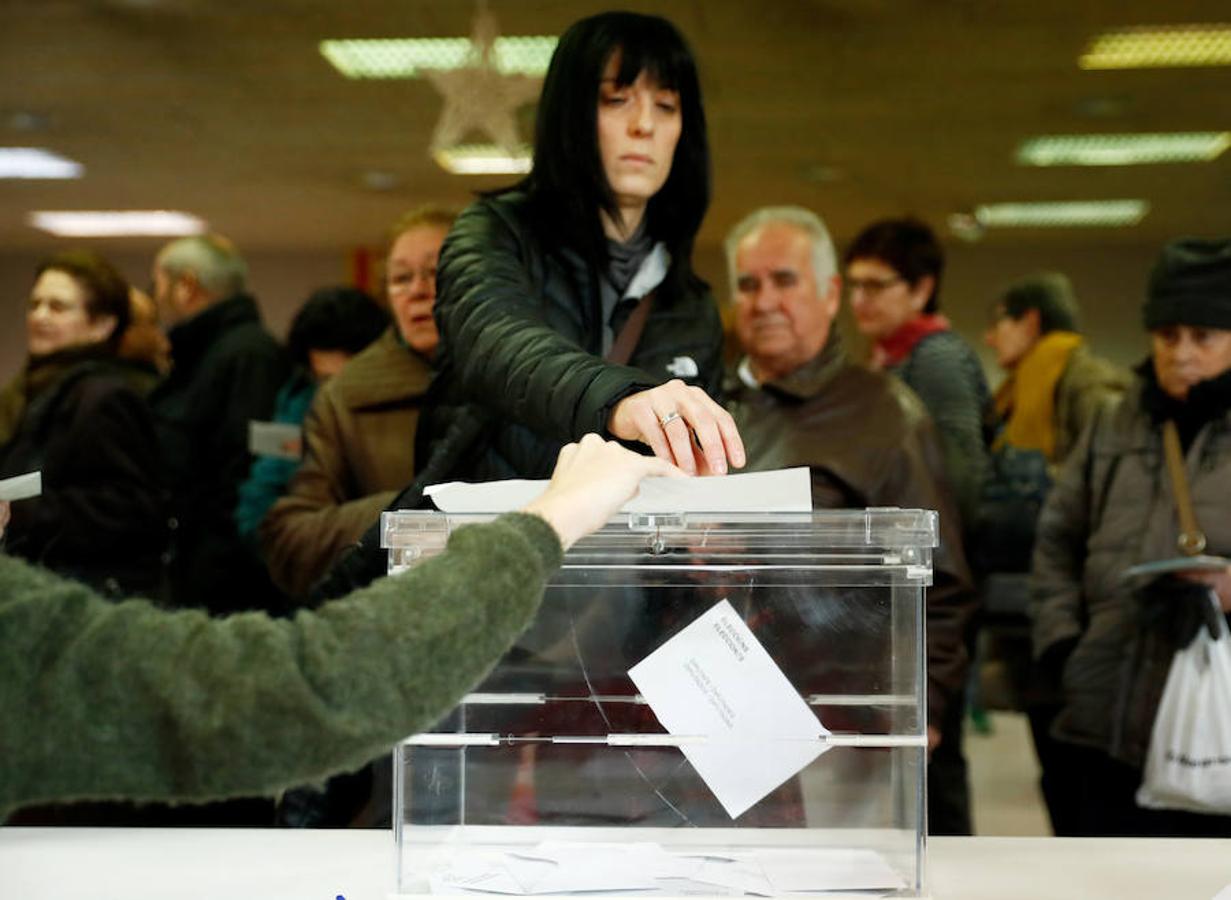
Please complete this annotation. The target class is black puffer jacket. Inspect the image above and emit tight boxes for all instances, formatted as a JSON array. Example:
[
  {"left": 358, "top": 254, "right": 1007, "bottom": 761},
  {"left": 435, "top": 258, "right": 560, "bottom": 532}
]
[{"left": 419, "top": 190, "right": 724, "bottom": 481}]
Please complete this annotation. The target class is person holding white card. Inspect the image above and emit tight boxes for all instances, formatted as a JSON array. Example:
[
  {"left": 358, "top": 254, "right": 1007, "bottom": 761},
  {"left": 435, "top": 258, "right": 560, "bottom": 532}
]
[{"left": 0, "top": 251, "right": 165, "bottom": 597}]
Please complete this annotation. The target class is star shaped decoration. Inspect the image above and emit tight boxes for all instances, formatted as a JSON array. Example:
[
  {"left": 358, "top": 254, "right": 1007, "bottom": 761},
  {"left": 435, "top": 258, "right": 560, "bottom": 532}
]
[{"left": 424, "top": 5, "right": 542, "bottom": 156}]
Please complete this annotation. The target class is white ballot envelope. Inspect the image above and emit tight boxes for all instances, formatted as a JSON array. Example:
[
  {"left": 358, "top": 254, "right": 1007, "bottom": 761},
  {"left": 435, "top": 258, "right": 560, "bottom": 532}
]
[
  {"left": 0, "top": 470, "right": 42, "bottom": 501},
  {"left": 425, "top": 466, "right": 812, "bottom": 514},
  {"left": 629, "top": 598, "right": 829, "bottom": 819},
  {"left": 248, "top": 420, "right": 303, "bottom": 460}
]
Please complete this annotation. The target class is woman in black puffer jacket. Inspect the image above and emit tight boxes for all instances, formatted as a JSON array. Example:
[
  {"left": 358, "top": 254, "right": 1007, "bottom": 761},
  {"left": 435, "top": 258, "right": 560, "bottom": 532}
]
[{"left": 419, "top": 11, "right": 743, "bottom": 484}]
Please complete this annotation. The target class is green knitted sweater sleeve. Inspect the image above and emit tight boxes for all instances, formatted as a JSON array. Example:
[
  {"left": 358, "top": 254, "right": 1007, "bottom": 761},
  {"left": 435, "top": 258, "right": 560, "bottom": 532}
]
[{"left": 0, "top": 512, "right": 561, "bottom": 818}]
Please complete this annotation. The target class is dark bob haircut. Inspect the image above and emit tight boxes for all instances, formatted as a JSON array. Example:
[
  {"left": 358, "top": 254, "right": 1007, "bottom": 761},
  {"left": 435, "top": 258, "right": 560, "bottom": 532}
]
[
  {"left": 286, "top": 286, "right": 388, "bottom": 369},
  {"left": 34, "top": 250, "right": 131, "bottom": 350},
  {"left": 521, "top": 11, "right": 710, "bottom": 280},
  {"left": 998, "top": 272, "right": 1080, "bottom": 335},
  {"left": 843, "top": 217, "right": 945, "bottom": 314}
]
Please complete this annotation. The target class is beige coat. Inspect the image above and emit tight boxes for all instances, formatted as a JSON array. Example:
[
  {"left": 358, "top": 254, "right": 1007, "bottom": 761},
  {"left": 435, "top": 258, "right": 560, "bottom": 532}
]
[{"left": 261, "top": 329, "right": 429, "bottom": 598}]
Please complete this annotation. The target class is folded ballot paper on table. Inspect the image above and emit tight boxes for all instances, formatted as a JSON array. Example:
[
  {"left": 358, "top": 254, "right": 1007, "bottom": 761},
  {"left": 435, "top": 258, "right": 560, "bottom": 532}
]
[
  {"left": 424, "top": 466, "right": 812, "bottom": 514},
  {"left": 430, "top": 842, "right": 906, "bottom": 896}
]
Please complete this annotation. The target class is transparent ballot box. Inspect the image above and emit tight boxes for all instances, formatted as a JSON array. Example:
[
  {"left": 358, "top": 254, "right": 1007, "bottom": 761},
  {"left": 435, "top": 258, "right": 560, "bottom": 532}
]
[{"left": 382, "top": 509, "right": 933, "bottom": 898}]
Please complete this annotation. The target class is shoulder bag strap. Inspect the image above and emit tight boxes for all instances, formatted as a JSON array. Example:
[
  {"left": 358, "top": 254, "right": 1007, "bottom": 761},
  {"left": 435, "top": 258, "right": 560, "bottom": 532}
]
[
  {"left": 604, "top": 291, "right": 655, "bottom": 366},
  {"left": 1162, "top": 419, "right": 1206, "bottom": 555}
]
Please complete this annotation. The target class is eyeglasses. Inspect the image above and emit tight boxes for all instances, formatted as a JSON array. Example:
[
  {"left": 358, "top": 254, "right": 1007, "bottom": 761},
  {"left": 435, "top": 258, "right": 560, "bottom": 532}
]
[
  {"left": 844, "top": 275, "right": 904, "bottom": 298},
  {"left": 387, "top": 268, "right": 435, "bottom": 293}
]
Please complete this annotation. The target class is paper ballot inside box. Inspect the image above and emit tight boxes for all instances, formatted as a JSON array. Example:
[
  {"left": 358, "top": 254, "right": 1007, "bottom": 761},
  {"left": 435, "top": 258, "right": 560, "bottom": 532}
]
[{"left": 629, "top": 598, "right": 829, "bottom": 819}]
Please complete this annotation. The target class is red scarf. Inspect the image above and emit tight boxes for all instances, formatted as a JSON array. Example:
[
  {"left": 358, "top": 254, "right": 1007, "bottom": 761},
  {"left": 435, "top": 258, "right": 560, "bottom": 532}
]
[{"left": 872, "top": 313, "right": 951, "bottom": 369}]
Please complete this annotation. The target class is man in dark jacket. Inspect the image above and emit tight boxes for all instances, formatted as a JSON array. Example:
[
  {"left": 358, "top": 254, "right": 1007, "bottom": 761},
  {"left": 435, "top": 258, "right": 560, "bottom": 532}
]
[
  {"left": 723, "top": 206, "right": 978, "bottom": 835},
  {"left": 149, "top": 234, "right": 289, "bottom": 615}
]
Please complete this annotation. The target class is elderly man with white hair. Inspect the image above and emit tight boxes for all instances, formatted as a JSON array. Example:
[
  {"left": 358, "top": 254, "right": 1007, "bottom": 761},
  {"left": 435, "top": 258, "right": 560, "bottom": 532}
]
[
  {"left": 149, "top": 234, "right": 288, "bottom": 616},
  {"left": 723, "top": 205, "right": 978, "bottom": 834}
]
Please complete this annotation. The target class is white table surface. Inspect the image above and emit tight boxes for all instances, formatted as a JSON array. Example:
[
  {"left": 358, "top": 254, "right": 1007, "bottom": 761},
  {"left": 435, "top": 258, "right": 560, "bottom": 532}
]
[{"left": 1, "top": 828, "right": 1228, "bottom": 900}]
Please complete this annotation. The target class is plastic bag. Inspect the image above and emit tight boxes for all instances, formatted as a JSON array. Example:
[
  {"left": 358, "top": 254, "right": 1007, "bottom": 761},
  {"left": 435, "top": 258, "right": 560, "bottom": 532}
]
[{"left": 1137, "top": 593, "right": 1231, "bottom": 814}]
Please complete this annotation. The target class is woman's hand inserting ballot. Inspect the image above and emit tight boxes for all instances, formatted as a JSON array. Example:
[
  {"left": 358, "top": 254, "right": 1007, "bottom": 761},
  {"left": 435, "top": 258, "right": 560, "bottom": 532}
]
[{"left": 608, "top": 379, "right": 746, "bottom": 477}]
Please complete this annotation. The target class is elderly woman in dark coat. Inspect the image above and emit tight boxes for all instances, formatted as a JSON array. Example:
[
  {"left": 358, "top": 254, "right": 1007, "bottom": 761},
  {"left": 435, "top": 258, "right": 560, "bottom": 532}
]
[
  {"left": 0, "top": 251, "right": 165, "bottom": 596},
  {"left": 1031, "top": 237, "right": 1231, "bottom": 837}
]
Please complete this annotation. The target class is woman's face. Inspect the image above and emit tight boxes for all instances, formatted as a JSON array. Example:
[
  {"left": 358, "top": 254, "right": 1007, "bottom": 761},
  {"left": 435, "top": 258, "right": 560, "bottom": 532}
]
[
  {"left": 1151, "top": 324, "right": 1231, "bottom": 401},
  {"left": 845, "top": 257, "right": 933, "bottom": 342},
  {"left": 984, "top": 306, "right": 1040, "bottom": 371},
  {"left": 386, "top": 224, "right": 449, "bottom": 356},
  {"left": 27, "top": 269, "right": 114, "bottom": 356},
  {"left": 596, "top": 55, "right": 682, "bottom": 213}
]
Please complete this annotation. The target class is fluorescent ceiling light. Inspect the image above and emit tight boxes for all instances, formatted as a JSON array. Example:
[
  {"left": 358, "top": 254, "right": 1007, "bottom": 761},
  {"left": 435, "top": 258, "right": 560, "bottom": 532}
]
[
  {"left": 1080, "top": 24, "right": 1231, "bottom": 69},
  {"left": 1017, "top": 132, "right": 1231, "bottom": 166},
  {"left": 974, "top": 200, "right": 1149, "bottom": 229},
  {"left": 0, "top": 147, "right": 83, "bottom": 179},
  {"left": 321, "top": 36, "right": 557, "bottom": 79},
  {"left": 434, "top": 144, "right": 532, "bottom": 175},
  {"left": 29, "top": 210, "right": 207, "bottom": 237}
]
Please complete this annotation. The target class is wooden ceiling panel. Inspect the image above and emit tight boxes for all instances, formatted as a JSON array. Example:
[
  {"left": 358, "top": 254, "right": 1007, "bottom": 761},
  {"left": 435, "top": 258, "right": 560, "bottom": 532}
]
[{"left": 2, "top": 0, "right": 1228, "bottom": 252}]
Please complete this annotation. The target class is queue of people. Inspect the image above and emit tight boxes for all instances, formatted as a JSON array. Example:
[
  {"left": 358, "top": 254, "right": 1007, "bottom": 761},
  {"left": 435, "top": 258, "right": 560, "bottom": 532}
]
[{"left": 2, "top": 8, "right": 1229, "bottom": 842}]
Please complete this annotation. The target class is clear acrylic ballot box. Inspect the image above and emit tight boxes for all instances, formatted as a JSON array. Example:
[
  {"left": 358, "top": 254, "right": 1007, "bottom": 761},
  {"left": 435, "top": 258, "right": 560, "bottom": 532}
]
[{"left": 382, "top": 509, "right": 933, "bottom": 898}]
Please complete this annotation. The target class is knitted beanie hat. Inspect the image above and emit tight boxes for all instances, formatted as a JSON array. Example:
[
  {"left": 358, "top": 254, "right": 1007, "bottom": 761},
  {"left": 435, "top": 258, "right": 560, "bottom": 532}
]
[{"left": 1144, "top": 237, "right": 1231, "bottom": 330}]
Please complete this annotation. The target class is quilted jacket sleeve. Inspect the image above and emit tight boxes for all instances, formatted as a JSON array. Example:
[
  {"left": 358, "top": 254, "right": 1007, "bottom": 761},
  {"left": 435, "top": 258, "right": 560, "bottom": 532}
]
[
  {"left": 1029, "top": 419, "right": 1097, "bottom": 660},
  {"left": 434, "top": 200, "right": 657, "bottom": 443}
]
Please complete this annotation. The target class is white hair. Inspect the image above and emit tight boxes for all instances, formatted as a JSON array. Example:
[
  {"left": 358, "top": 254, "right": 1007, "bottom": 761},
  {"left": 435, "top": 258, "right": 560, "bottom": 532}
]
[
  {"left": 723, "top": 206, "right": 838, "bottom": 295},
  {"left": 157, "top": 234, "right": 248, "bottom": 297}
]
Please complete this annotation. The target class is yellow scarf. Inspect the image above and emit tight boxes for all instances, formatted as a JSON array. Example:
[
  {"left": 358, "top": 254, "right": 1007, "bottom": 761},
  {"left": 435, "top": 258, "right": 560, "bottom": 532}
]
[{"left": 993, "top": 331, "right": 1084, "bottom": 461}]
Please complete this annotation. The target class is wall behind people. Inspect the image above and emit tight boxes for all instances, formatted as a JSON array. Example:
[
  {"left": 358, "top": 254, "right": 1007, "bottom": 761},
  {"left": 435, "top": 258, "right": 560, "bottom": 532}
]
[
  {"left": 0, "top": 248, "right": 354, "bottom": 378},
  {"left": 695, "top": 237, "right": 1157, "bottom": 375}
]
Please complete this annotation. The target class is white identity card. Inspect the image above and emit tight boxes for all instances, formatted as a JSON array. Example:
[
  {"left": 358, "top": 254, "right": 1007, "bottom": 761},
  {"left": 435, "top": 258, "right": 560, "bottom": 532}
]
[
  {"left": 248, "top": 420, "right": 303, "bottom": 460},
  {"left": 629, "top": 598, "right": 828, "bottom": 819},
  {"left": 0, "top": 470, "right": 41, "bottom": 501}
]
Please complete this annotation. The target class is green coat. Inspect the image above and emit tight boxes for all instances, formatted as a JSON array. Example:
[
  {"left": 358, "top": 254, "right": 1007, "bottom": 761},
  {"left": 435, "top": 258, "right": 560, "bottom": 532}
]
[{"left": 0, "top": 512, "right": 560, "bottom": 820}]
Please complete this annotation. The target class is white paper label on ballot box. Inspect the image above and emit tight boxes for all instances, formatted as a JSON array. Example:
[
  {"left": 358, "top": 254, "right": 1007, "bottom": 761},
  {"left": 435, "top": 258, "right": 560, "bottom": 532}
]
[{"left": 628, "top": 598, "right": 829, "bottom": 819}]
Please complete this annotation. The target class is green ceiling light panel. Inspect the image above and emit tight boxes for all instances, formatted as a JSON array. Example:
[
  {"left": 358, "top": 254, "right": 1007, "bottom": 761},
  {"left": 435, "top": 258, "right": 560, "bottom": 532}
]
[
  {"left": 1017, "top": 132, "right": 1231, "bottom": 166},
  {"left": 433, "top": 144, "right": 533, "bottom": 175},
  {"left": 1080, "top": 24, "right": 1231, "bottom": 69},
  {"left": 320, "top": 37, "right": 557, "bottom": 79},
  {"left": 974, "top": 200, "right": 1149, "bottom": 228}
]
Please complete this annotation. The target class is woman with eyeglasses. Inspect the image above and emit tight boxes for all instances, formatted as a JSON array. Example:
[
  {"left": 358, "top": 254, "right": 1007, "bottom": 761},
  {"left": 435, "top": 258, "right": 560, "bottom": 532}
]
[
  {"left": 418, "top": 11, "right": 743, "bottom": 486},
  {"left": 261, "top": 206, "right": 456, "bottom": 602},
  {"left": 843, "top": 217, "right": 990, "bottom": 531},
  {"left": 842, "top": 217, "right": 989, "bottom": 838}
]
